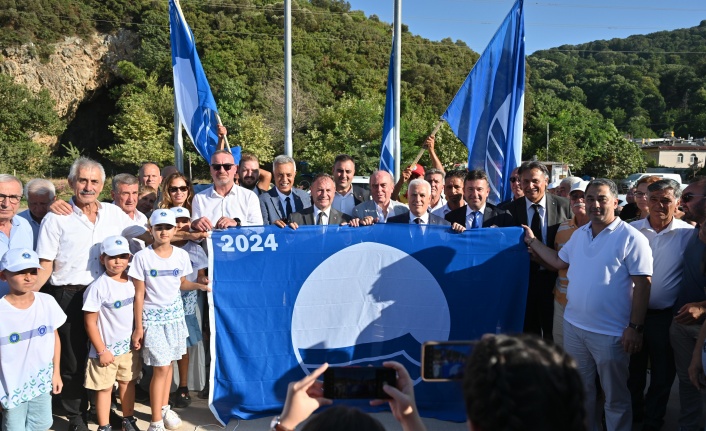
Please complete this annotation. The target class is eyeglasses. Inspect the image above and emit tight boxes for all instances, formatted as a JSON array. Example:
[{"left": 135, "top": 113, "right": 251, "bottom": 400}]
[
  {"left": 681, "top": 193, "right": 706, "bottom": 203},
  {"left": 211, "top": 163, "right": 235, "bottom": 171},
  {"left": 168, "top": 186, "right": 189, "bottom": 193},
  {"left": 510, "top": 177, "right": 520, "bottom": 183},
  {"left": 0, "top": 194, "right": 21, "bottom": 204}
]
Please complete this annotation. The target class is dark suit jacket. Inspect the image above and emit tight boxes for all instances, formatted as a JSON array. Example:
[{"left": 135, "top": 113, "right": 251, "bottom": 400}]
[
  {"left": 445, "top": 203, "right": 515, "bottom": 228},
  {"left": 259, "top": 188, "right": 312, "bottom": 225},
  {"left": 352, "top": 184, "right": 370, "bottom": 206},
  {"left": 387, "top": 211, "right": 451, "bottom": 226},
  {"left": 504, "top": 194, "right": 571, "bottom": 248},
  {"left": 288, "top": 206, "right": 351, "bottom": 226}
]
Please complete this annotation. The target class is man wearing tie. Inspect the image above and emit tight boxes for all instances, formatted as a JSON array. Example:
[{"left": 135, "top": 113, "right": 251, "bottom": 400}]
[
  {"left": 504, "top": 161, "right": 572, "bottom": 340},
  {"left": 260, "top": 155, "right": 312, "bottom": 225},
  {"left": 445, "top": 170, "right": 514, "bottom": 231},
  {"left": 387, "top": 179, "right": 450, "bottom": 226},
  {"left": 287, "top": 174, "right": 350, "bottom": 228}
]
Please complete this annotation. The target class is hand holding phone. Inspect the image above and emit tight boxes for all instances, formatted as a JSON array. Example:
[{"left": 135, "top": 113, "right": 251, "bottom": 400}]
[{"left": 323, "top": 366, "right": 397, "bottom": 399}]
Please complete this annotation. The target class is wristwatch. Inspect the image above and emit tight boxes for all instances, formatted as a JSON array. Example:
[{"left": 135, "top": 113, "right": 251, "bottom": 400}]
[
  {"left": 628, "top": 322, "right": 644, "bottom": 333},
  {"left": 270, "top": 416, "right": 293, "bottom": 431}
]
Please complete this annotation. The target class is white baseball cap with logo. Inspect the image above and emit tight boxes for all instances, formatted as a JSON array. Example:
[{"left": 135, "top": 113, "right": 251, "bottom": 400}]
[
  {"left": 170, "top": 206, "right": 191, "bottom": 220},
  {"left": 150, "top": 209, "right": 177, "bottom": 227},
  {"left": 100, "top": 235, "right": 131, "bottom": 256},
  {"left": 0, "top": 248, "right": 43, "bottom": 272}
]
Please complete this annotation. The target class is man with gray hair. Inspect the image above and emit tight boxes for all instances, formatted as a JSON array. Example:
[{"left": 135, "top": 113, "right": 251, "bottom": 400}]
[
  {"left": 557, "top": 176, "right": 582, "bottom": 198},
  {"left": 0, "top": 174, "right": 34, "bottom": 295},
  {"left": 260, "top": 155, "right": 312, "bottom": 225},
  {"left": 387, "top": 179, "right": 450, "bottom": 225},
  {"left": 17, "top": 178, "right": 56, "bottom": 250},
  {"left": 35, "top": 157, "right": 148, "bottom": 431},
  {"left": 351, "top": 170, "right": 408, "bottom": 225},
  {"left": 522, "top": 178, "right": 652, "bottom": 431},
  {"left": 628, "top": 178, "right": 693, "bottom": 429}
]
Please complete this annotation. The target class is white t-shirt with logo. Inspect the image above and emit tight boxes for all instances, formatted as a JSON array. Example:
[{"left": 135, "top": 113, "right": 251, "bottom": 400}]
[
  {"left": 0, "top": 292, "right": 66, "bottom": 409},
  {"left": 179, "top": 241, "right": 208, "bottom": 316},
  {"left": 128, "top": 246, "right": 192, "bottom": 327},
  {"left": 82, "top": 273, "right": 136, "bottom": 358}
]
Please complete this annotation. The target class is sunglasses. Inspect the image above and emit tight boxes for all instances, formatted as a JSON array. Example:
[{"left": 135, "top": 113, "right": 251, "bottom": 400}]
[
  {"left": 510, "top": 177, "right": 520, "bottom": 183},
  {"left": 211, "top": 163, "right": 235, "bottom": 171},
  {"left": 168, "top": 186, "right": 189, "bottom": 193},
  {"left": 681, "top": 193, "right": 706, "bottom": 203}
]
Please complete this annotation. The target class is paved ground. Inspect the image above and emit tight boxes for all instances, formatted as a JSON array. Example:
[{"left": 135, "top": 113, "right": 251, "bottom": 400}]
[{"left": 51, "top": 375, "right": 682, "bottom": 431}]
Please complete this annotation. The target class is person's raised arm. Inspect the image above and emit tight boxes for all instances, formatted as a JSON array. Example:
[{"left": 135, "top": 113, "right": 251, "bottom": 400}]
[
  {"left": 392, "top": 166, "right": 413, "bottom": 201},
  {"left": 424, "top": 136, "right": 444, "bottom": 174},
  {"left": 277, "top": 363, "right": 333, "bottom": 430},
  {"left": 370, "top": 361, "right": 427, "bottom": 431},
  {"left": 258, "top": 168, "right": 272, "bottom": 192}
]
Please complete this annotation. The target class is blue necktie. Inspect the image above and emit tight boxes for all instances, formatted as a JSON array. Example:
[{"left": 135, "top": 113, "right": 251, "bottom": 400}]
[{"left": 472, "top": 211, "right": 482, "bottom": 229}]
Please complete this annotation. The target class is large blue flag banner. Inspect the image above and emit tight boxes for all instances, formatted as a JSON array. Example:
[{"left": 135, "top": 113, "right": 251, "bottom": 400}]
[
  {"left": 206, "top": 224, "right": 529, "bottom": 424},
  {"left": 169, "top": 0, "right": 222, "bottom": 165},
  {"left": 441, "top": 0, "right": 525, "bottom": 205},
  {"left": 379, "top": 46, "right": 395, "bottom": 177}
]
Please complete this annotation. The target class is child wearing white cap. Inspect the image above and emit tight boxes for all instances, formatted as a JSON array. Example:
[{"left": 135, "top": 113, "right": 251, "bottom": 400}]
[
  {"left": 82, "top": 236, "right": 141, "bottom": 431},
  {"left": 0, "top": 248, "right": 66, "bottom": 431},
  {"left": 128, "top": 211, "right": 209, "bottom": 431},
  {"left": 169, "top": 207, "right": 208, "bottom": 408}
]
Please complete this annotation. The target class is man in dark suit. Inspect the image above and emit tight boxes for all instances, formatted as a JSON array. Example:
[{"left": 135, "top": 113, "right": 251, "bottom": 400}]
[
  {"left": 388, "top": 179, "right": 451, "bottom": 226},
  {"left": 332, "top": 154, "right": 370, "bottom": 217},
  {"left": 504, "top": 161, "right": 572, "bottom": 340},
  {"left": 445, "top": 169, "right": 514, "bottom": 230},
  {"left": 260, "top": 155, "right": 312, "bottom": 226},
  {"left": 287, "top": 174, "right": 351, "bottom": 228}
]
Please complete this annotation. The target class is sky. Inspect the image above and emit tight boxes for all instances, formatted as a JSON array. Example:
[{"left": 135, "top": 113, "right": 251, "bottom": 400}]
[{"left": 346, "top": 0, "right": 706, "bottom": 54}]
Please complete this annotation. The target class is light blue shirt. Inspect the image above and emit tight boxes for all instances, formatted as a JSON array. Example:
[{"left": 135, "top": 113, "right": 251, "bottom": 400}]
[
  {"left": 17, "top": 209, "right": 41, "bottom": 251},
  {"left": 0, "top": 215, "right": 35, "bottom": 296}
]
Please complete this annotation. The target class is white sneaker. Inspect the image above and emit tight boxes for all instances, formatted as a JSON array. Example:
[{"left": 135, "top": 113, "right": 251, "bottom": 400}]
[
  {"left": 146, "top": 422, "right": 165, "bottom": 431},
  {"left": 162, "top": 407, "right": 182, "bottom": 430}
]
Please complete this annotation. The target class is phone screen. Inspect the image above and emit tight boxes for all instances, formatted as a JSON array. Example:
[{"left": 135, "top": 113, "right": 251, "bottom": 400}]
[
  {"left": 422, "top": 341, "right": 475, "bottom": 382},
  {"left": 323, "top": 367, "right": 397, "bottom": 399}
]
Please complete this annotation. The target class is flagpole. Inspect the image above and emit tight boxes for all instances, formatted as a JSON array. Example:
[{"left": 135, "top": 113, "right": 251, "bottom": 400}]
[
  {"left": 393, "top": 0, "right": 401, "bottom": 182},
  {"left": 174, "top": 93, "right": 184, "bottom": 172},
  {"left": 215, "top": 113, "right": 231, "bottom": 152},
  {"left": 284, "top": 0, "right": 293, "bottom": 156}
]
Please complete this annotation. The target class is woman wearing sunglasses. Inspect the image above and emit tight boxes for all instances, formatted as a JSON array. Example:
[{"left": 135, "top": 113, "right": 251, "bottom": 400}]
[{"left": 158, "top": 173, "right": 195, "bottom": 212}]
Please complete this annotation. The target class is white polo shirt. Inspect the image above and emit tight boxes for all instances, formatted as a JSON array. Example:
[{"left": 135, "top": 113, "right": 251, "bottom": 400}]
[
  {"left": 560, "top": 218, "right": 652, "bottom": 337},
  {"left": 430, "top": 203, "right": 453, "bottom": 219},
  {"left": 631, "top": 217, "right": 694, "bottom": 309},
  {"left": 36, "top": 200, "right": 144, "bottom": 286},
  {"left": 192, "top": 185, "right": 263, "bottom": 227}
]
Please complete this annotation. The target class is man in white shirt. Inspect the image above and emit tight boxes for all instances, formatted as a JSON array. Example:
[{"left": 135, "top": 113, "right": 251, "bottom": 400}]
[
  {"left": 17, "top": 178, "right": 56, "bottom": 251},
  {"left": 431, "top": 170, "right": 466, "bottom": 219},
  {"left": 111, "top": 173, "right": 149, "bottom": 254},
  {"left": 387, "top": 179, "right": 450, "bottom": 226},
  {"left": 522, "top": 178, "right": 652, "bottom": 431},
  {"left": 288, "top": 174, "right": 350, "bottom": 227},
  {"left": 350, "top": 170, "right": 407, "bottom": 225},
  {"left": 331, "top": 154, "right": 369, "bottom": 217},
  {"left": 191, "top": 149, "right": 263, "bottom": 231},
  {"left": 628, "top": 179, "right": 693, "bottom": 429},
  {"left": 35, "top": 157, "right": 147, "bottom": 431},
  {"left": 424, "top": 168, "right": 446, "bottom": 214}
]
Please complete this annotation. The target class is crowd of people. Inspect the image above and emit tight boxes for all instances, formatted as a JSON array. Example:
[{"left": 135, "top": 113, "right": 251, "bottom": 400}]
[{"left": 2, "top": 127, "right": 706, "bottom": 431}]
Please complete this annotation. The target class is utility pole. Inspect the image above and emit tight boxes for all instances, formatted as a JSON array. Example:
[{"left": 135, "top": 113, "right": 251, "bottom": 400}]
[{"left": 284, "top": 0, "right": 292, "bottom": 156}]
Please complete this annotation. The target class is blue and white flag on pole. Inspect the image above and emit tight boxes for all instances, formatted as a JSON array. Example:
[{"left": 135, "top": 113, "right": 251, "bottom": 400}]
[
  {"left": 169, "top": 0, "right": 221, "bottom": 164},
  {"left": 442, "top": 0, "right": 525, "bottom": 204},
  {"left": 207, "top": 225, "right": 529, "bottom": 424},
  {"left": 379, "top": 47, "right": 395, "bottom": 177}
]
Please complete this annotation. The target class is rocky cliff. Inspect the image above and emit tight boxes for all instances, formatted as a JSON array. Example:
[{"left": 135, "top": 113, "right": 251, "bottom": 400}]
[{"left": 0, "top": 29, "right": 137, "bottom": 121}]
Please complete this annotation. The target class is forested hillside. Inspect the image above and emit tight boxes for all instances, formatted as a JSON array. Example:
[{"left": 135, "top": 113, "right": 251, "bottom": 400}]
[{"left": 1, "top": 0, "right": 705, "bottom": 179}]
